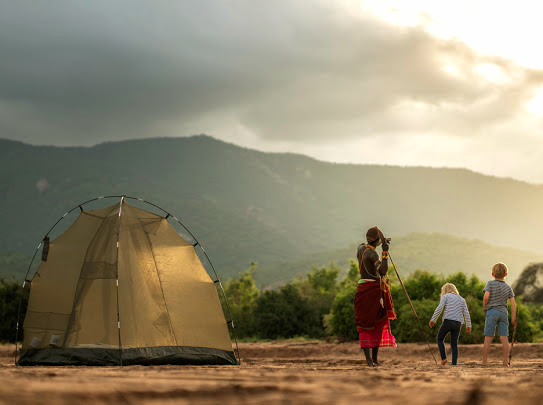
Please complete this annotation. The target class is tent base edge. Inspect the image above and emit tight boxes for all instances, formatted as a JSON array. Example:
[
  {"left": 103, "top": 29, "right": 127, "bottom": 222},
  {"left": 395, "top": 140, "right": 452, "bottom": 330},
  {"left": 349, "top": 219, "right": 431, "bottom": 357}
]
[{"left": 18, "top": 345, "right": 237, "bottom": 366}]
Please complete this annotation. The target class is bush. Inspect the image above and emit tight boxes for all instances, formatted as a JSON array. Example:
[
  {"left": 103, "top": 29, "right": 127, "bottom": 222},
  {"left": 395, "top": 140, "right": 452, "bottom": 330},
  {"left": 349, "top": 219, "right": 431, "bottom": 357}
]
[
  {"left": 0, "top": 278, "right": 29, "bottom": 342},
  {"left": 525, "top": 303, "right": 543, "bottom": 342},
  {"left": 222, "top": 263, "right": 259, "bottom": 337},
  {"left": 402, "top": 270, "right": 442, "bottom": 301},
  {"left": 328, "top": 283, "right": 358, "bottom": 340},
  {"left": 393, "top": 298, "right": 437, "bottom": 343},
  {"left": 514, "top": 298, "right": 539, "bottom": 343},
  {"left": 253, "top": 284, "right": 320, "bottom": 339},
  {"left": 338, "top": 260, "right": 359, "bottom": 290},
  {"left": 295, "top": 264, "right": 339, "bottom": 338},
  {"left": 461, "top": 295, "right": 485, "bottom": 343}
]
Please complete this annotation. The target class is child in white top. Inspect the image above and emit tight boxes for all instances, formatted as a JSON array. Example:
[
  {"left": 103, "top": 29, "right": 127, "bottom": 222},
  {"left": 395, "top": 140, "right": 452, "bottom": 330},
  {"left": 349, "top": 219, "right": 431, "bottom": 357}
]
[{"left": 429, "top": 283, "right": 472, "bottom": 365}]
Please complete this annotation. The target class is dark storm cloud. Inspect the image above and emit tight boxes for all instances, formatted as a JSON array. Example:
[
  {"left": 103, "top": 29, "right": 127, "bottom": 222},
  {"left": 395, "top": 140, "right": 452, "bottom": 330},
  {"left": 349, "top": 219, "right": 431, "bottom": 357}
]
[{"left": 1, "top": 1, "right": 542, "bottom": 145}]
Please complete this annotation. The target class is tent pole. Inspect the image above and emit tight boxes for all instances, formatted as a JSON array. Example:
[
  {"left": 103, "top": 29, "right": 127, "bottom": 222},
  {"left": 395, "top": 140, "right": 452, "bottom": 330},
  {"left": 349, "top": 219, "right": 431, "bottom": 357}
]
[{"left": 115, "top": 196, "right": 125, "bottom": 366}]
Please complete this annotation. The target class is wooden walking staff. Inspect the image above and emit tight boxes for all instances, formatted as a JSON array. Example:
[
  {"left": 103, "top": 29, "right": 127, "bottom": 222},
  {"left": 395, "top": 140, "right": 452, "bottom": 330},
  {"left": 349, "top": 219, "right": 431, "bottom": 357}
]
[
  {"left": 378, "top": 230, "right": 438, "bottom": 365},
  {"left": 508, "top": 307, "right": 518, "bottom": 366}
]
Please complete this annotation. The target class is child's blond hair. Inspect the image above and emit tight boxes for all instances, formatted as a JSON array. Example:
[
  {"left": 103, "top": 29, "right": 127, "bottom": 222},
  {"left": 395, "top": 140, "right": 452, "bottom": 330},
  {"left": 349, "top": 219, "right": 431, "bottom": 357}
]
[
  {"left": 492, "top": 262, "right": 508, "bottom": 279},
  {"left": 441, "top": 283, "right": 459, "bottom": 297}
]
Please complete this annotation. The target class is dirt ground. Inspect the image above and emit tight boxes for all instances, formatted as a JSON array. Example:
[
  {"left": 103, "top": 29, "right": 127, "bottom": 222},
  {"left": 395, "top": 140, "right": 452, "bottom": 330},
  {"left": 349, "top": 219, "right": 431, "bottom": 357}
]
[{"left": 1, "top": 342, "right": 542, "bottom": 405}]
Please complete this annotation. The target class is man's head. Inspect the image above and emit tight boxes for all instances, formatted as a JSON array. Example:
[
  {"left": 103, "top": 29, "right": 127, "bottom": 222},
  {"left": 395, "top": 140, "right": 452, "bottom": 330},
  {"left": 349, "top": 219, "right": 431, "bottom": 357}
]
[
  {"left": 366, "top": 226, "right": 382, "bottom": 246},
  {"left": 492, "top": 262, "right": 508, "bottom": 280}
]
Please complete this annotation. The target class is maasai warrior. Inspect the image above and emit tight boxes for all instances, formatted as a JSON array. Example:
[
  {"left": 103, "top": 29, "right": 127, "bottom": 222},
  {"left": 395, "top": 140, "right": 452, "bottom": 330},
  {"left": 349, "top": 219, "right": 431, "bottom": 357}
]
[{"left": 354, "top": 226, "right": 397, "bottom": 366}]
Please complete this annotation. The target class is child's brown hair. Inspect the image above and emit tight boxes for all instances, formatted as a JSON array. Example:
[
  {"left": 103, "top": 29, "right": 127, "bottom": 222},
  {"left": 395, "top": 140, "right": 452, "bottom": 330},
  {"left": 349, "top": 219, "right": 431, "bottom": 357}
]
[{"left": 492, "top": 262, "right": 508, "bottom": 279}]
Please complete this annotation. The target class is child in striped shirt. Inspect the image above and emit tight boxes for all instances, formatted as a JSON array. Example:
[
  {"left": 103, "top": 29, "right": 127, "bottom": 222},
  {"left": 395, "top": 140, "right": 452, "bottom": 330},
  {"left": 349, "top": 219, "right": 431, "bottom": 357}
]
[
  {"left": 482, "top": 262, "right": 516, "bottom": 367},
  {"left": 429, "top": 283, "right": 472, "bottom": 365}
]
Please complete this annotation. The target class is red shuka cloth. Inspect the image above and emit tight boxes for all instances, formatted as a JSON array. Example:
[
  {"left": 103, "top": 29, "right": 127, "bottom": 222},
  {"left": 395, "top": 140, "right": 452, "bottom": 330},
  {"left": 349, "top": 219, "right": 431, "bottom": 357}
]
[
  {"left": 354, "top": 280, "right": 397, "bottom": 348},
  {"left": 358, "top": 320, "right": 396, "bottom": 348}
]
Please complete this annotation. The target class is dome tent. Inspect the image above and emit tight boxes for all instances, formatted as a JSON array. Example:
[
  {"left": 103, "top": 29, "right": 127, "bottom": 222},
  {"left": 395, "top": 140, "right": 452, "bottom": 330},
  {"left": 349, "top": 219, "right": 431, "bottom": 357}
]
[{"left": 15, "top": 196, "right": 239, "bottom": 366}]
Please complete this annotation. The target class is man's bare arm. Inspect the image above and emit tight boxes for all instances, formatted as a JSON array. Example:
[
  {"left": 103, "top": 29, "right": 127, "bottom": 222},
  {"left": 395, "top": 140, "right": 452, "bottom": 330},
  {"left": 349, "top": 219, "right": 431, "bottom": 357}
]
[{"left": 375, "top": 240, "right": 389, "bottom": 276}]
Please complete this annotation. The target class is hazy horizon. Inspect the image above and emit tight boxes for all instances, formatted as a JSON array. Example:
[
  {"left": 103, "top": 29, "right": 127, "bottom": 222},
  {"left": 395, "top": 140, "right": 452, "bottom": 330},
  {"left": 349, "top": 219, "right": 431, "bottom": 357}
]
[{"left": 4, "top": 134, "right": 542, "bottom": 186}]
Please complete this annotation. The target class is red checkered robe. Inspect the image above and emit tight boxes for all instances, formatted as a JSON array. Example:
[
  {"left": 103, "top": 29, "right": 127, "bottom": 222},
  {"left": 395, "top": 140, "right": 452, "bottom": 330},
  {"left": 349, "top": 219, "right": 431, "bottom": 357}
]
[{"left": 354, "top": 280, "right": 397, "bottom": 348}]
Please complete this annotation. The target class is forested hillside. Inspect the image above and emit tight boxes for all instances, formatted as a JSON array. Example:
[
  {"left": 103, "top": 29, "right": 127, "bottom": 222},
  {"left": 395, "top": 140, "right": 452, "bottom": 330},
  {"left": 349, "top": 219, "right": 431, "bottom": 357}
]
[{"left": 1, "top": 135, "right": 542, "bottom": 281}]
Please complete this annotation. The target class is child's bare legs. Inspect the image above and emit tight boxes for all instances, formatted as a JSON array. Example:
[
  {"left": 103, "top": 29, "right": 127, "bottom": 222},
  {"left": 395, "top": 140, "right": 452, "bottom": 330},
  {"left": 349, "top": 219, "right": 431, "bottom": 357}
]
[
  {"left": 482, "top": 336, "right": 493, "bottom": 364},
  {"left": 500, "top": 336, "right": 509, "bottom": 366}
]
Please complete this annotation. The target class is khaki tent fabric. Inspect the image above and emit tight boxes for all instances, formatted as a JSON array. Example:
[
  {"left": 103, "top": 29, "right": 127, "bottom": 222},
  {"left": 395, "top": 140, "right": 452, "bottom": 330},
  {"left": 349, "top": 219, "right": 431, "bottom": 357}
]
[{"left": 20, "top": 201, "right": 236, "bottom": 366}]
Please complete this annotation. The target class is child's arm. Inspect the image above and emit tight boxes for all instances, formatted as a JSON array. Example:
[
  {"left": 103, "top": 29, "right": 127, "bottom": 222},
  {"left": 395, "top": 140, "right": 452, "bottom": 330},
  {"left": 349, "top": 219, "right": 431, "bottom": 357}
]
[
  {"left": 429, "top": 296, "right": 446, "bottom": 328},
  {"left": 483, "top": 291, "right": 490, "bottom": 312},
  {"left": 510, "top": 297, "right": 517, "bottom": 326},
  {"left": 463, "top": 300, "right": 472, "bottom": 333}
]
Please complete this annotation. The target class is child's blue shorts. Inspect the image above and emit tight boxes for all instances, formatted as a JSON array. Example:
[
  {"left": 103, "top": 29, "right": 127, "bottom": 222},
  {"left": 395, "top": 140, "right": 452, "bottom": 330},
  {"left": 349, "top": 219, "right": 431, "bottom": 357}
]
[{"left": 484, "top": 308, "right": 509, "bottom": 337}]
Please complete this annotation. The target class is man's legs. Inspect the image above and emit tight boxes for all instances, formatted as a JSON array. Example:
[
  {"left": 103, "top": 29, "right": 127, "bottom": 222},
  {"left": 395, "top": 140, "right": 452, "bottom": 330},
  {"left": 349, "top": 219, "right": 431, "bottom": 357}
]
[
  {"left": 363, "top": 347, "right": 373, "bottom": 366},
  {"left": 371, "top": 346, "right": 379, "bottom": 365}
]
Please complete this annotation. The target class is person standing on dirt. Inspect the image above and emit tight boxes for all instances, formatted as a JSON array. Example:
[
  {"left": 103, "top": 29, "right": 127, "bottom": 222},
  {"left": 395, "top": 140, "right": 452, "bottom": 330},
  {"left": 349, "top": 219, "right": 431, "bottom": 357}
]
[{"left": 354, "top": 226, "right": 397, "bottom": 366}]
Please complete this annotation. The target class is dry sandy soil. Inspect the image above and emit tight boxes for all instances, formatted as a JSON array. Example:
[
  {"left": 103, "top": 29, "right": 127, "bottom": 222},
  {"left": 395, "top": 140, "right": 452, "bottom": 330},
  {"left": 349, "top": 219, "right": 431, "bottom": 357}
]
[{"left": 1, "top": 342, "right": 542, "bottom": 404}]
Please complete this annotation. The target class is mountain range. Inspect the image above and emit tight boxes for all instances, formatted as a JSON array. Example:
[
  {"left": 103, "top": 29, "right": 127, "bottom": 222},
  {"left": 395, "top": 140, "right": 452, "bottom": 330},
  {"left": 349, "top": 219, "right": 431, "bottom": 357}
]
[{"left": 1, "top": 135, "right": 542, "bottom": 285}]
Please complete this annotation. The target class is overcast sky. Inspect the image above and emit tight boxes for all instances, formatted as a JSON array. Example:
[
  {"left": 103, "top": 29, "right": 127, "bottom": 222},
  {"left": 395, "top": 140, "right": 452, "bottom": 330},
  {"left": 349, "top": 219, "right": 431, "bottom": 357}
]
[{"left": 1, "top": 1, "right": 543, "bottom": 183}]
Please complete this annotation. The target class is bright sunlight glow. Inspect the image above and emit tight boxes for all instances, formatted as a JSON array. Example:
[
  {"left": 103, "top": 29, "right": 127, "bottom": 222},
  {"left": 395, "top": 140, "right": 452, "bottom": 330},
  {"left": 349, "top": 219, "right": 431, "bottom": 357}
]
[
  {"left": 526, "top": 87, "right": 543, "bottom": 115},
  {"left": 342, "top": 0, "right": 543, "bottom": 69}
]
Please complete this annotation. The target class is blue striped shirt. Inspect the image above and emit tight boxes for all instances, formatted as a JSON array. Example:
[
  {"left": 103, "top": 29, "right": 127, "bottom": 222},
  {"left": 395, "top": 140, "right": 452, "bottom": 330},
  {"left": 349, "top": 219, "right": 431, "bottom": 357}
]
[
  {"left": 431, "top": 293, "right": 472, "bottom": 327},
  {"left": 483, "top": 280, "right": 514, "bottom": 314}
]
